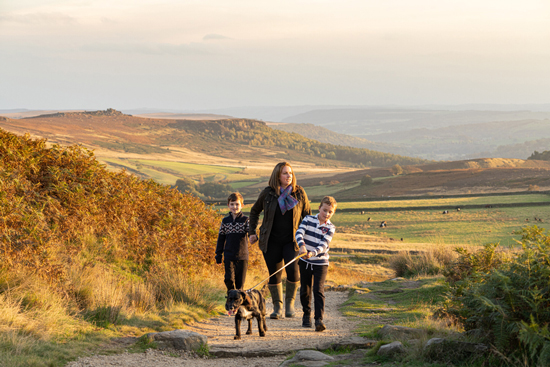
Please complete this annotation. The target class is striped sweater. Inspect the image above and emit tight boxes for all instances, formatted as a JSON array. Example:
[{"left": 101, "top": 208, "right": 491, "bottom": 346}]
[{"left": 295, "top": 214, "right": 336, "bottom": 266}]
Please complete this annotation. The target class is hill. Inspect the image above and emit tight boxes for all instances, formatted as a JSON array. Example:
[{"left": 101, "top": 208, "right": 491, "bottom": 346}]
[
  {"left": 268, "top": 122, "right": 410, "bottom": 156},
  {"left": 298, "top": 158, "right": 550, "bottom": 200},
  {"left": 0, "top": 109, "right": 429, "bottom": 182},
  {"left": 279, "top": 108, "right": 550, "bottom": 160}
]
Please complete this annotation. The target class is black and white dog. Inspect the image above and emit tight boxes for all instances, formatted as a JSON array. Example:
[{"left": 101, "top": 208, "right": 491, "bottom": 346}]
[{"left": 225, "top": 289, "right": 267, "bottom": 340}]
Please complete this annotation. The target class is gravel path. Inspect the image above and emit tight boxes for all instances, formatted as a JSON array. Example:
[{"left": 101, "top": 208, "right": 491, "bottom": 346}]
[{"left": 67, "top": 291, "right": 358, "bottom": 367}]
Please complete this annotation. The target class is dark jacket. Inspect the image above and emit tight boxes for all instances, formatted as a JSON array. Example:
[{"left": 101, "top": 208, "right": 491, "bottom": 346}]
[
  {"left": 249, "top": 185, "right": 311, "bottom": 253},
  {"left": 215, "top": 212, "right": 249, "bottom": 263}
]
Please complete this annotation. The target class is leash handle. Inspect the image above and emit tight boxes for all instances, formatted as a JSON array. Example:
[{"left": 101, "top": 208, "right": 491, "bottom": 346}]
[{"left": 246, "top": 253, "right": 306, "bottom": 292}]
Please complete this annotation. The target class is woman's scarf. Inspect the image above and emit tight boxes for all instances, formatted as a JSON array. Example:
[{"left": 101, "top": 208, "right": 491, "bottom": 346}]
[{"left": 278, "top": 185, "right": 298, "bottom": 214}]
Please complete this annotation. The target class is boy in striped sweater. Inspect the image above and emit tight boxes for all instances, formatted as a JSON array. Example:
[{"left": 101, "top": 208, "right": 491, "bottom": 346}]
[{"left": 295, "top": 196, "right": 337, "bottom": 331}]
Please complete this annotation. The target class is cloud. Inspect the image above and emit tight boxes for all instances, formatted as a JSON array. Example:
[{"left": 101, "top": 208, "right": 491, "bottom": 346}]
[
  {"left": 203, "top": 33, "right": 232, "bottom": 41},
  {"left": 100, "top": 17, "right": 118, "bottom": 24},
  {"left": 0, "top": 12, "right": 76, "bottom": 25},
  {"left": 80, "top": 41, "right": 214, "bottom": 56}
]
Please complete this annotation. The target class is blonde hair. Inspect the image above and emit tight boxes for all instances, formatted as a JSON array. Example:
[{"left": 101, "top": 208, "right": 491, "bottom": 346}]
[
  {"left": 320, "top": 196, "right": 337, "bottom": 209},
  {"left": 268, "top": 162, "right": 297, "bottom": 195}
]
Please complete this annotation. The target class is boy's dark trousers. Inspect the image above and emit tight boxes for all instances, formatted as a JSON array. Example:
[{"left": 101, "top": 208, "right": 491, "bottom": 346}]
[
  {"left": 299, "top": 261, "right": 328, "bottom": 321},
  {"left": 224, "top": 259, "right": 248, "bottom": 290}
]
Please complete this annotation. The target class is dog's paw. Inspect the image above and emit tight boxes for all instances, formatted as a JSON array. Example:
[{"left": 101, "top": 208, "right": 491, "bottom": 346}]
[
  {"left": 260, "top": 332, "right": 266, "bottom": 337},
  {"left": 246, "top": 330, "right": 252, "bottom": 335},
  {"left": 234, "top": 335, "right": 241, "bottom": 340}
]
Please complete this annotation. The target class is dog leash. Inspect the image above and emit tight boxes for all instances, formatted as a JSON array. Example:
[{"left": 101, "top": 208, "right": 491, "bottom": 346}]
[{"left": 246, "top": 253, "right": 306, "bottom": 293}]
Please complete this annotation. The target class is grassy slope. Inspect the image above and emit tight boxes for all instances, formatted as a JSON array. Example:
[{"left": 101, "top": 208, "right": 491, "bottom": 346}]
[{"left": 0, "top": 129, "right": 230, "bottom": 366}]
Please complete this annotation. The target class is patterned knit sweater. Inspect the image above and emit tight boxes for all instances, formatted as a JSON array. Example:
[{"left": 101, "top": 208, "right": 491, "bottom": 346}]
[{"left": 215, "top": 212, "right": 249, "bottom": 262}]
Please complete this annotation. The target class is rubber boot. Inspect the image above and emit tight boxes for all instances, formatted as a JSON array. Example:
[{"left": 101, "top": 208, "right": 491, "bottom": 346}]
[
  {"left": 268, "top": 283, "right": 284, "bottom": 319},
  {"left": 285, "top": 280, "right": 299, "bottom": 318}
]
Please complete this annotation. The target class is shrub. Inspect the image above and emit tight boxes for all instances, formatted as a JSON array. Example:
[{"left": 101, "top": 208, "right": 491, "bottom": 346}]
[
  {"left": 0, "top": 129, "right": 220, "bottom": 277},
  {"left": 389, "top": 247, "right": 456, "bottom": 278},
  {"left": 0, "top": 129, "right": 228, "bottom": 329},
  {"left": 444, "top": 226, "right": 550, "bottom": 366},
  {"left": 360, "top": 175, "right": 373, "bottom": 186}
]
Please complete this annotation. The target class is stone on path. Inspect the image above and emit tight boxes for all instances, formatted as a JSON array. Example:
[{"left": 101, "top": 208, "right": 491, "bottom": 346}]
[
  {"left": 424, "top": 338, "right": 488, "bottom": 362},
  {"left": 318, "top": 336, "right": 376, "bottom": 351},
  {"left": 378, "top": 324, "right": 426, "bottom": 339},
  {"left": 145, "top": 330, "right": 207, "bottom": 351},
  {"left": 279, "top": 350, "right": 334, "bottom": 367},
  {"left": 377, "top": 341, "right": 405, "bottom": 357}
]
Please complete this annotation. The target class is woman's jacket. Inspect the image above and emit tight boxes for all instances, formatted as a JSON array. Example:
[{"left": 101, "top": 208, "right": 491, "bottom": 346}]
[{"left": 249, "top": 185, "right": 311, "bottom": 253}]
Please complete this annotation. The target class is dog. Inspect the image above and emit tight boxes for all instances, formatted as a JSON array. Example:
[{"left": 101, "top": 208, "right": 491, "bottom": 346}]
[{"left": 225, "top": 289, "right": 267, "bottom": 340}]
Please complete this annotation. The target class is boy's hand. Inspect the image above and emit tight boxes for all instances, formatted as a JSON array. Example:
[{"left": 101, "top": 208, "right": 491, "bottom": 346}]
[
  {"left": 306, "top": 251, "right": 314, "bottom": 259},
  {"left": 299, "top": 245, "right": 307, "bottom": 256},
  {"left": 249, "top": 234, "right": 258, "bottom": 244}
]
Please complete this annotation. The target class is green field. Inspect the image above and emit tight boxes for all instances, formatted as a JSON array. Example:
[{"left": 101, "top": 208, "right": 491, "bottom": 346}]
[
  {"left": 303, "top": 181, "right": 361, "bottom": 198},
  {"left": 332, "top": 206, "right": 548, "bottom": 247},
  {"left": 99, "top": 158, "right": 255, "bottom": 185},
  {"left": 233, "top": 194, "right": 549, "bottom": 248},
  {"left": 336, "top": 193, "right": 550, "bottom": 209}
]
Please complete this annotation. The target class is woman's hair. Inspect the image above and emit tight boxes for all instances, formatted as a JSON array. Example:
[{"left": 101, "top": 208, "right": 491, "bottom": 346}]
[{"left": 268, "top": 162, "right": 297, "bottom": 194}]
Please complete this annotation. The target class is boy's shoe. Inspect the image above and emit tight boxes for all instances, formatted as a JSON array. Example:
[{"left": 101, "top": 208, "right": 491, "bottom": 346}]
[
  {"left": 315, "top": 319, "right": 326, "bottom": 332},
  {"left": 302, "top": 314, "right": 312, "bottom": 328}
]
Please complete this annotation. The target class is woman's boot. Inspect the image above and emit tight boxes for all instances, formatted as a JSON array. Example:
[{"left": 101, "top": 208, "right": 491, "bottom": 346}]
[
  {"left": 268, "top": 283, "right": 284, "bottom": 319},
  {"left": 285, "top": 280, "right": 299, "bottom": 318}
]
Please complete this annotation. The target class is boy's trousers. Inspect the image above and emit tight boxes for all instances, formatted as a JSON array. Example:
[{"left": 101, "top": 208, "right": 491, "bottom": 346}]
[
  {"left": 224, "top": 259, "right": 248, "bottom": 290},
  {"left": 299, "top": 260, "right": 328, "bottom": 321}
]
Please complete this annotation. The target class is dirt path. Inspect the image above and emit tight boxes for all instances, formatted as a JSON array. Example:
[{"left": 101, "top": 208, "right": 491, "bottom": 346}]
[{"left": 67, "top": 291, "right": 358, "bottom": 367}]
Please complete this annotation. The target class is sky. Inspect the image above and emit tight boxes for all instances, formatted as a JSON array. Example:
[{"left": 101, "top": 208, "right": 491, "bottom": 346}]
[{"left": 1, "top": 0, "right": 549, "bottom": 111}]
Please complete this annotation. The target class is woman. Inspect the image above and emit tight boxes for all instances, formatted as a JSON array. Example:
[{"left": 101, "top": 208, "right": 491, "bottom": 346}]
[{"left": 249, "top": 162, "right": 311, "bottom": 319}]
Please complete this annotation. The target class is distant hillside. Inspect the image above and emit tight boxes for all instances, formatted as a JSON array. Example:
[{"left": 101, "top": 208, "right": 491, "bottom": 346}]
[
  {"left": 475, "top": 138, "right": 550, "bottom": 160},
  {"left": 282, "top": 108, "right": 550, "bottom": 133},
  {"left": 166, "top": 118, "right": 429, "bottom": 167},
  {"left": 269, "top": 122, "right": 409, "bottom": 156},
  {"left": 0, "top": 110, "right": 429, "bottom": 169},
  {"left": 279, "top": 108, "right": 550, "bottom": 160}
]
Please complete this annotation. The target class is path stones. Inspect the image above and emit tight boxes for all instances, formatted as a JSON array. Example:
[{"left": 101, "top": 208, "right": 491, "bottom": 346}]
[
  {"left": 377, "top": 341, "right": 405, "bottom": 357},
  {"left": 424, "top": 338, "right": 488, "bottom": 362},
  {"left": 145, "top": 330, "right": 207, "bottom": 351},
  {"left": 279, "top": 350, "right": 334, "bottom": 367},
  {"left": 378, "top": 325, "right": 426, "bottom": 339},
  {"left": 318, "top": 336, "right": 376, "bottom": 351}
]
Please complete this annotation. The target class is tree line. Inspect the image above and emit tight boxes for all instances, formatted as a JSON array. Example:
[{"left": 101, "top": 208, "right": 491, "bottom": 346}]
[{"left": 168, "top": 119, "right": 429, "bottom": 167}]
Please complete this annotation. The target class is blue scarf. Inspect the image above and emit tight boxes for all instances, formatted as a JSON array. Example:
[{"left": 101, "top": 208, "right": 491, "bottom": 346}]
[{"left": 278, "top": 185, "right": 298, "bottom": 214}]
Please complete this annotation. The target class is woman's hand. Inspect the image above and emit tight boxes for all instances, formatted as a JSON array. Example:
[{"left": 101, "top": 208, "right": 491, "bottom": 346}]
[
  {"left": 249, "top": 234, "right": 258, "bottom": 244},
  {"left": 306, "top": 251, "right": 314, "bottom": 259},
  {"left": 299, "top": 245, "right": 307, "bottom": 256}
]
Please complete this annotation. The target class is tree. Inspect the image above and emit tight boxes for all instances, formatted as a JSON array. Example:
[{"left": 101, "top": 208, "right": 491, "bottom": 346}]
[
  {"left": 198, "top": 182, "right": 233, "bottom": 199},
  {"left": 360, "top": 175, "right": 373, "bottom": 186},
  {"left": 391, "top": 164, "right": 403, "bottom": 176},
  {"left": 175, "top": 177, "right": 200, "bottom": 196}
]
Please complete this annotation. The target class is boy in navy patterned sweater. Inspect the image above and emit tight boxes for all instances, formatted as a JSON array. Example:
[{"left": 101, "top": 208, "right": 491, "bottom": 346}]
[
  {"left": 215, "top": 192, "right": 249, "bottom": 291},
  {"left": 296, "top": 196, "right": 337, "bottom": 332}
]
